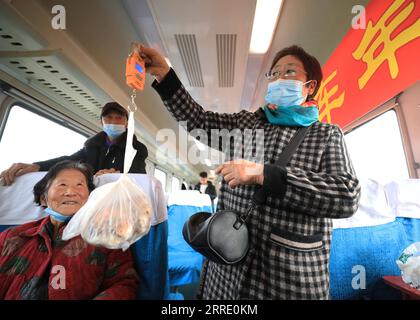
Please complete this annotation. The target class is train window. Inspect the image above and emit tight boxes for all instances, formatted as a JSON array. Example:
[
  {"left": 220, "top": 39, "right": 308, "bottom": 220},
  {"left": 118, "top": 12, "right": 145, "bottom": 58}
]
[
  {"left": 172, "top": 176, "right": 180, "bottom": 191},
  {"left": 154, "top": 168, "right": 167, "bottom": 192},
  {"left": 344, "top": 110, "right": 409, "bottom": 183},
  {"left": 0, "top": 105, "right": 87, "bottom": 171}
]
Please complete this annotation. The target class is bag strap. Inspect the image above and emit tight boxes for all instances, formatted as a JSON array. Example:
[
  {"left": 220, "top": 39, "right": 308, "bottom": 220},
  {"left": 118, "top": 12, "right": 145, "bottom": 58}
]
[
  {"left": 254, "top": 125, "right": 311, "bottom": 203},
  {"left": 234, "top": 125, "right": 312, "bottom": 229},
  {"left": 273, "top": 126, "right": 311, "bottom": 167}
]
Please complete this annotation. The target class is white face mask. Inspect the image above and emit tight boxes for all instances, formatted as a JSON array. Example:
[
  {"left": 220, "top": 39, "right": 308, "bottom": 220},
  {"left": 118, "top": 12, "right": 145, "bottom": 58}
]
[{"left": 103, "top": 124, "right": 126, "bottom": 139}]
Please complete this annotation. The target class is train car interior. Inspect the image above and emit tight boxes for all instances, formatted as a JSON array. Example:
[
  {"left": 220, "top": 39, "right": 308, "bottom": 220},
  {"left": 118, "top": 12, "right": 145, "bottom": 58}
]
[{"left": 0, "top": 0, "right": 419, "bottom": 301}]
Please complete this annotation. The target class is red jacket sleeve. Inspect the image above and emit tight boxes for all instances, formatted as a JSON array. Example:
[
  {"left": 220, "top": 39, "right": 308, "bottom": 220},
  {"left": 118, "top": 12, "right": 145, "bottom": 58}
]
[{"left": 0, "top": 228, "right": 12, "bottom": 256}]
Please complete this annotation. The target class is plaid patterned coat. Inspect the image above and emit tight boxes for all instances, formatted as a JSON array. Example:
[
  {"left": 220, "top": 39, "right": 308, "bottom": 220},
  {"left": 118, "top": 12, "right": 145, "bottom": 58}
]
[{"left": 153, "top": 69, "right": 361, "bottom": 300}]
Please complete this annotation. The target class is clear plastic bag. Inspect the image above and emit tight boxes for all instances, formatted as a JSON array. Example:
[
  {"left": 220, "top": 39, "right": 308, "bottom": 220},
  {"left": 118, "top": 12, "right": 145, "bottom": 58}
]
[
  {"left": 396, "top": 242, "right": 420, "bottom": 289},
  {"left": 62, "top": 174, "right": 151, "bottom": 250},
  {"left": 63, "top": 109, "right": 151, "bottom": 250}
]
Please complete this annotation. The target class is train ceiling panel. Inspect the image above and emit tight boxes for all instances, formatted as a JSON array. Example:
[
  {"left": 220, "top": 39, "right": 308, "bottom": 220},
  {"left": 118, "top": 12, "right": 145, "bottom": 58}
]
[
  {"left": 0, "top": 5, "right": 112, "bottom": 122},
  {"left": 144, "top": 0, "right": 256, "bottom": 114}
]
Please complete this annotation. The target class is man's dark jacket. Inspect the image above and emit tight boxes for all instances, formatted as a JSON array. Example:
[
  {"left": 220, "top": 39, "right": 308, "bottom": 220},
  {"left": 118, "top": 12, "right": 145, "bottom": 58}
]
[
  {"left": 35, "top": 131, "right": 148, "bottom": 173},
  {"left": 194, "top": 181, "right": 217, "bottom": 200}
]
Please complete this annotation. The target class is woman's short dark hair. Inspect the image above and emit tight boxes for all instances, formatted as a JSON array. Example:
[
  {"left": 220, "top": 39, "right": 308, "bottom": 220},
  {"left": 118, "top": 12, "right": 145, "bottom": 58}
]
[
  {"left": 270, "top": 45, "right": 323, "bottom": 100},
  {"left": 33, "top": 160, "right": 95, "bottom": 207}
]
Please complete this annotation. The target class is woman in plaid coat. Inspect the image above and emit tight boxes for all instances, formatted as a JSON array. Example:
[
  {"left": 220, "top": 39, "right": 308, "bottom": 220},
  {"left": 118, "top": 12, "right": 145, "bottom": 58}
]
[{"left": 141, "top": 44, "right": 361, "bottom": 299}]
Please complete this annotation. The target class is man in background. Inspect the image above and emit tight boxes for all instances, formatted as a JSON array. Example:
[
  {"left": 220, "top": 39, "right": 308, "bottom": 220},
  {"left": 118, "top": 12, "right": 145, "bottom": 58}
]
[
  {"left": 195, "top": 171, "right": 217, "bottom": 211},
  {"left": 1, "top": 102, "right": 148, "bottom": 185}
]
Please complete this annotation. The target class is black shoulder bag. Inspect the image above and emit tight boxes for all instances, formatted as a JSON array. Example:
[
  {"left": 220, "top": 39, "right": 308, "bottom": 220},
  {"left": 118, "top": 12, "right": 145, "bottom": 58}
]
[{"left": 182, "top": 126, "right": 311, "bottom": 265}]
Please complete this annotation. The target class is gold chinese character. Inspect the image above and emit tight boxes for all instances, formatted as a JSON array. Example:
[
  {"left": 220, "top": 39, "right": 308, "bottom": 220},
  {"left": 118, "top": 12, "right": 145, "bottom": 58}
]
[
  {"left": 353, "top": 0, "right": 420, "bottom": 89},
  {"left": 315, "top": 70, "right": 345, "bottom": 124}
]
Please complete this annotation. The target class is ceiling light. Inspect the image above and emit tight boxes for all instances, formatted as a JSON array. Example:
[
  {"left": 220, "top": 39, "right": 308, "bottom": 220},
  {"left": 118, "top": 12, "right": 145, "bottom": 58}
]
[{"left": 249, "top": 0, "right": 283, "bottom": 54}]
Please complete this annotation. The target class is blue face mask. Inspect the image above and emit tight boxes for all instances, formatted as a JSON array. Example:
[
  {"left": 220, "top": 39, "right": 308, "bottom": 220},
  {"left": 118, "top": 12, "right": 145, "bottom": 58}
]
[
  {"left": 103, "top": 124, "right": 126, "bottom": 139},
  {"left": 263, "top": 104, "right": 319, "bottom": 127},
  {"left": 265, "top": 79, "right": 311, "bottom": 107},
  {"left": 45, "top": 207, "right": 72, "bottom": 223}
]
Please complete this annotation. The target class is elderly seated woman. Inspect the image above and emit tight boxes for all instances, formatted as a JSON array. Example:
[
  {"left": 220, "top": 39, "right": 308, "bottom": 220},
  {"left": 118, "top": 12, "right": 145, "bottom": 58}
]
[{"left": 0, "top": 160, "right": 139, "bottom": 300}]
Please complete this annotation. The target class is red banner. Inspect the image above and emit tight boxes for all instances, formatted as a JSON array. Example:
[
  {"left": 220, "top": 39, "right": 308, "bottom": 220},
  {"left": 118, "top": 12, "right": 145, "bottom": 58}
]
[{"left": 315, "top": 0, "right": 420, "bottom": 128}]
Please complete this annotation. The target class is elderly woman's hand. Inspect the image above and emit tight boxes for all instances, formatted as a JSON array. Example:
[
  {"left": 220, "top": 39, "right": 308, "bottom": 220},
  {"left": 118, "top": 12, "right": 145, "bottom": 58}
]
[
  {"left": 216, "top": 159, "right": 264, "bottom": 189},
  {"left": 94, "top": 168, "right": 120, "bottom": 177},
  {"left": 135, "top": 44, "right": 170, "bottom": 82}
]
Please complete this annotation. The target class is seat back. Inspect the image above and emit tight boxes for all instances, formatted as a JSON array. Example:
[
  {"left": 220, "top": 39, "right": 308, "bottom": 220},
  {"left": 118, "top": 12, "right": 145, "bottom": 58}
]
[
  {"left": 330, "top": 178, "right": 420, "bottom": 299},
  {"left": 167, "top": 190, "right": 212, "bottom": 287}
]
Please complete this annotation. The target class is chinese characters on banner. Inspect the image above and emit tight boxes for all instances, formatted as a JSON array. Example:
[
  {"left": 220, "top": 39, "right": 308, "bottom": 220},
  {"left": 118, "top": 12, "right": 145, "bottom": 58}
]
[{"left": 315, "top": 0, "right": 420, "bottom": 128}]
